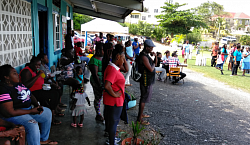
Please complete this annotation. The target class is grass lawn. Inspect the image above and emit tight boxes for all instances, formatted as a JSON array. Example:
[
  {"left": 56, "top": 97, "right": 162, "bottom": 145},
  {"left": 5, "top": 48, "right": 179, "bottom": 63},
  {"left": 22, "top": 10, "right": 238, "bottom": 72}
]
[{"left": 177, "top": 50, "right": 250, "bottom": 93}]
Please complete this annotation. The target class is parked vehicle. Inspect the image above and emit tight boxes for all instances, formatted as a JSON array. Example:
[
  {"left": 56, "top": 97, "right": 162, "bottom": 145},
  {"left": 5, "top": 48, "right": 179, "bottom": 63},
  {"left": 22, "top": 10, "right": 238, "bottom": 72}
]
[
  {"left": 222, "top": 36, "right": 236, "bottom": 42},
  {"left": 88, "top": 34, "right": 95, "bottom": 40},
  {"left": 115, "top": 34, "right": 130, "bottom": 44},
  {"left": 73, "top": 35, "right": 91, "bottom": 46},
  {"left": 220, "top": 38, "right": 228, "bottom": 44}
]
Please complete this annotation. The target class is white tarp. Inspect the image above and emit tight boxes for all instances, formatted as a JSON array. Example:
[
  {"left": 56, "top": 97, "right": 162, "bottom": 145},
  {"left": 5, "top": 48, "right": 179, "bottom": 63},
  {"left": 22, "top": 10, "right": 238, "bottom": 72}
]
[{"left": 81, "top": 18, "right": 128, "bottom": 33}]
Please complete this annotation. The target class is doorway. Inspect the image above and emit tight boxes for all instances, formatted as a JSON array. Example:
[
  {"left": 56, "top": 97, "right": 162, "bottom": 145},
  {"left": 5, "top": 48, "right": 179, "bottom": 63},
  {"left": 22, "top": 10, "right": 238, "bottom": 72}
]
[{"left": 38, "top": 4, "right": 48, "bottom": 55}]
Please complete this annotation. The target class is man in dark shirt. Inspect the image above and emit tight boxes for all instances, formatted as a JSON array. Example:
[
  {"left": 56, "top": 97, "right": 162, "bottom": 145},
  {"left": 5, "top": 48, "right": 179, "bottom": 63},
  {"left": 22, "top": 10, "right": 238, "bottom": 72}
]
[{"left": 137, "top": 39, "right": 157, "bottom": 125}]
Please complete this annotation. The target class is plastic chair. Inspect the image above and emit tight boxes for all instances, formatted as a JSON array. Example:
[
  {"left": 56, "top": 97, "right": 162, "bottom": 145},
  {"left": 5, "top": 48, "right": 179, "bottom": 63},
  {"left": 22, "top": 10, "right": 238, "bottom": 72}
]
[{"left": 168, "top": 67, "right": 184, "bottom": 84}]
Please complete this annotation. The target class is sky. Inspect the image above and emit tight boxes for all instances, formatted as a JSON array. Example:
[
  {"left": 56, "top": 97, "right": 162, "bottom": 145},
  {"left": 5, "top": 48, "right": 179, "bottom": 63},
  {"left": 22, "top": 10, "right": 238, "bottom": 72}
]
[{"left": 144, "top": 0, "right": 250, "bottom": 16}]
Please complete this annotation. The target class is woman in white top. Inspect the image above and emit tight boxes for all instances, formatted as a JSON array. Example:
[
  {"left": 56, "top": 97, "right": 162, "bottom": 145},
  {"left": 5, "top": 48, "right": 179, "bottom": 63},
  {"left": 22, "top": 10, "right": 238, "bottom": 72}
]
[
  {"left": 215, "top": 51, "right": 224, "bottom": 75},
  {"left": 242, "top": 47, "right": 250, "bottom": 76}
]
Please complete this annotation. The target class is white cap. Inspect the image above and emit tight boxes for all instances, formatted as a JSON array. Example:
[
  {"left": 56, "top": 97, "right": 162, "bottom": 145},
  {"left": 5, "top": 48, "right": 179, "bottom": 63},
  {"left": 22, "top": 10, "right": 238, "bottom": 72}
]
[{"left": 134, "top": 36, "right": 138, "bottom": 39}]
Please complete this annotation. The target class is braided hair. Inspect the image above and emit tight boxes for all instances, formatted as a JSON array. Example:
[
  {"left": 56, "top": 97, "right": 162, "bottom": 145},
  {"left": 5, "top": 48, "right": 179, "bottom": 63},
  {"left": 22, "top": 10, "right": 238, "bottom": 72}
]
[{"left": 112, "top": 44, "right": 124, "bottom": 62}]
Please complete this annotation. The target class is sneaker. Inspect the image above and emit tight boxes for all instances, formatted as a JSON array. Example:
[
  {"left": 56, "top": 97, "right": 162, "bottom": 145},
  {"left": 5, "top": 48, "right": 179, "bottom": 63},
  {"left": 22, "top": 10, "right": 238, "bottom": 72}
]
[
  {"left": 230, "top": 75, "right": 233, "bottom": 76},
  {"left": 106, "top": 138, "right": 121, "bottom": 145}
]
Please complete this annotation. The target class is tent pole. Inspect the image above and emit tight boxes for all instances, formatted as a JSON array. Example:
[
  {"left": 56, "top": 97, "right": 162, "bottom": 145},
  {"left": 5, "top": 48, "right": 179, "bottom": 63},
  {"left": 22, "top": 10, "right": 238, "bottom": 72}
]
[{"left": 84, "top": 31, "right": 88, "bottom": 49}]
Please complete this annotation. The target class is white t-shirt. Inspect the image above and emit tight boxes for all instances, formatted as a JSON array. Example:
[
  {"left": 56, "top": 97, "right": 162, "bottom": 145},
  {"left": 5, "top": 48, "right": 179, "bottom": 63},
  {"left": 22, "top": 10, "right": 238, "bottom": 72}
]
[{"left": 217, "top": 54, "right": 223, "bottom": 64}]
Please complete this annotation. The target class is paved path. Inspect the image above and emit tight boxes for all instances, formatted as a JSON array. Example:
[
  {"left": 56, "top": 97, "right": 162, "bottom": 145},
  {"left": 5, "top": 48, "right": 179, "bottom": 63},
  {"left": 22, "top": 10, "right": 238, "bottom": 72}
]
[
  {"left": 49, "top": 41, "right": 250, "bottom": 144},
  {"left": 124, "top": 42, "right": 250, "bottom": 144}
]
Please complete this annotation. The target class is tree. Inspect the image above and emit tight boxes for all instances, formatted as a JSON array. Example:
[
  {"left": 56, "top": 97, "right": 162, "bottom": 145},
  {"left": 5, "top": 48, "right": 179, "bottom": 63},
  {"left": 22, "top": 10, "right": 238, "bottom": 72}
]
[
  {"left": 156, "top": 2, "right": 207, "bottom": 38},
  {"left": 73, "top": 13, "right": 93, "bottom": 30},
  {"left": 196, "top": 2, "right": 229, "bottom": 24},
  {"left": 240, "top": 35, "right": 250, "bottom": 45}
]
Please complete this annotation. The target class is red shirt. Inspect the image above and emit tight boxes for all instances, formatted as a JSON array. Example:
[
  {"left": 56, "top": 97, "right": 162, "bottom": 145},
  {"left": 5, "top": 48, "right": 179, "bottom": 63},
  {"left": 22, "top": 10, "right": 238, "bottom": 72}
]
[
  {"left": 103, "top": 63, "right": 125, "bottom": 107},
  {"left": 19, "top": 66, "right": 44, "bottom": 91},
  {"left": 212, "top": 47, "right": 218, "bottom": 56},
  {"left": 75, "top": 46, "right": 83, "bottom": 56}
]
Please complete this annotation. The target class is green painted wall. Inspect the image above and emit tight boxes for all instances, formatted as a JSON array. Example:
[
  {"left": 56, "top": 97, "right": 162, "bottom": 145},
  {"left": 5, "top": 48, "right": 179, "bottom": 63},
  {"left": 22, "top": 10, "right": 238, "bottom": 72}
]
[
  {"left": 37, "top": 0, "right": 46, "bottom": 5},
  {"left": 30, "top": 0, "right": 73, "bottom": 68},
  {"left": 31, "top": 0, "right": 39, "bottom": 56}
]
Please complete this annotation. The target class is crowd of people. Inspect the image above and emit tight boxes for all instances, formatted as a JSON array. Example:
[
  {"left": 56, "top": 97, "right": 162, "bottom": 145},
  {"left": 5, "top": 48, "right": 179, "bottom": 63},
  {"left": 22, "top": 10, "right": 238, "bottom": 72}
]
[
  {"left": 0, "top": 27, "right": 161, "bottom": 145},
  {"left": 210, "top": 42, "right": 250, "bottom": 76}
]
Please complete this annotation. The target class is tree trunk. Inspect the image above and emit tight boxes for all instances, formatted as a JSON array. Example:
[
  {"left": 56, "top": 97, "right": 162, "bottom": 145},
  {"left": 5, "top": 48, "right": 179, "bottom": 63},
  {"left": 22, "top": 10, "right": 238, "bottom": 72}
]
[{"left": 171, "top": 33, "right": 173, "bottom": 38}]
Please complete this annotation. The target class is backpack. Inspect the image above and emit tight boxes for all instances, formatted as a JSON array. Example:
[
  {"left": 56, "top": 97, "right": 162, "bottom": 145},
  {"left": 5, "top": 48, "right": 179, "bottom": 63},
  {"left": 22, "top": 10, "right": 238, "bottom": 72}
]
[{"left": 131, "top": 56, "right": 141, "bottom": 82}]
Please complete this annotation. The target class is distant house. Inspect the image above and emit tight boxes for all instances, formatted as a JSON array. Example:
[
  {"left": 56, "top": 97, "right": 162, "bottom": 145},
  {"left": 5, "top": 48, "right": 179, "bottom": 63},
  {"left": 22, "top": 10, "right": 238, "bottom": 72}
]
[
  {"left": 212, "top": 12, "right": 250, "bottom": 32},
  {"left": 125, "top": 4, "right": 164, "bottom": 25}
]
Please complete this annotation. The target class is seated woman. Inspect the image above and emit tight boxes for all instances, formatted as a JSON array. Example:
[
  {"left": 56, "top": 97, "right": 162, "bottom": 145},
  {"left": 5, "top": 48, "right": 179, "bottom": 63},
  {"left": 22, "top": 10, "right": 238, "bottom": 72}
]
[
  {"left": 75, "top": 42, "right": 90, "bottom": 64},
  {"left": 155, "top": 52, "right": 166, "bottom": 82},
  {"left": 57, "top": 49, "right": 80, "bottom": 90},
  {"left": 0, "top": 118, "right": 25, "bottom": 145},
  {"left": 103, "top": 44, "right": 128, "bottom": 145},
  {"left": 0, "top": 64, "right": 57, "bottom": 145},
  {"left": 19, "top": 56, "right": 61, "bottom": 125},
  {"left": 37, "top": 53, "right": 67, "bottom": 108}
]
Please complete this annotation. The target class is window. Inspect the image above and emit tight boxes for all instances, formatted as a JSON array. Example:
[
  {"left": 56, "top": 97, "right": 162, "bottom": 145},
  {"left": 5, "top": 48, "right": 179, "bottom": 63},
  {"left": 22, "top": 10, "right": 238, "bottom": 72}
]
[
  {"left": 142, "top": 16, "right": 146, "bottom": 20},
  {"left": 148, "top": 15, "right": 151, "bottom": 18},
  {"left": 246, "top": 20, "right": 249, "bottom": 25},
  {"left": 154, "top": 9, "right": 158, "bottom": 13},
  {"left": 53, "top": 13, "right": 60, "bottom": 51},
  {"left": 66, "top": 6, "right": 70, "bottom": 18},
  {"left": 239, "top": 20, "right": 242, "bottom": 24},
  {"left": 131, "top": 15, "right": 139, "bottom": 19}
]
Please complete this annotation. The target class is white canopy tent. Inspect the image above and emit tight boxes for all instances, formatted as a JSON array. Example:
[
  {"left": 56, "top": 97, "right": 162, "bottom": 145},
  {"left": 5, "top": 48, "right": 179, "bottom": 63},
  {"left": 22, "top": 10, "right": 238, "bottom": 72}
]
[{"left": 81, "top": 18, "right": 129, "bottom": 34}]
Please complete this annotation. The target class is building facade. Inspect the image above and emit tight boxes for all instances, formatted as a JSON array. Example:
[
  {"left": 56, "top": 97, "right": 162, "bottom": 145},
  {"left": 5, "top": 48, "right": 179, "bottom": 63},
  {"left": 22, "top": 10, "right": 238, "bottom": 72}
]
[
  {"left": 0, "top": 0, "right": 73, "bottom": 72},
  {"left": 125, "top": 5, "right": 164, "bottom": 25},
  {"left": 0, "top": 0, "right": 143, "bottom": 73}
]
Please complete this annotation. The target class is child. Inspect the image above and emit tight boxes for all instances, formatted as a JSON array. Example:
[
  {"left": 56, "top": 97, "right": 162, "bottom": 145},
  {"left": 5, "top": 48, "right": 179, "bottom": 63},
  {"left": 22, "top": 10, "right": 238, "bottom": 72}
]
[
  {"left": 215, "top": 51, "right": 224, "bottom": 75},
  {"left": 71, "top": 84, "right": 91, "bottom": 127},
  {"left": 75, "top": 66, "right": 84, "bottom": 86}
]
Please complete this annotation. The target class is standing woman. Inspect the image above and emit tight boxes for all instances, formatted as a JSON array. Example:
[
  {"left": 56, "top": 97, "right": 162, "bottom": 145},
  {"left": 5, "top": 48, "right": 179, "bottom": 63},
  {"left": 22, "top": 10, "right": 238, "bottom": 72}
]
[
  {"left": 231, "top": 45, "right": 242, "bottom": 76},
  {"left": 221, "top": 44, "right": 228, "bottom": 70},
  {"left": 124, "top": 40, "right": 134, "bottom": 85},
  {"left": 103, "top": 44, "right": 128, "bottom": 145},
  {"left": 88, "top": 43, "right": 105, "bottom": 121},
  {"left": 242, "top": 47, "right": 250, "bottom": 76}
]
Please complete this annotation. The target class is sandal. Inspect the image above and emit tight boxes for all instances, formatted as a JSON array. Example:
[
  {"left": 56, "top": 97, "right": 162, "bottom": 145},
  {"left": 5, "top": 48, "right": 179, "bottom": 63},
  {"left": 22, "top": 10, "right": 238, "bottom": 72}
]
[
  {"left": 139, "top": 120, "right": 150, "bottom": 125},
  {"left": 52, "top": 120, "right": 61, "bottom": 125},
  {"left": 40, "top": 140, "right": 58, "bottom": 145},
  {"left": 78, "top": 123, "right": 83, "bottom": 127},
  {"left": 95, "top": 115, "right": 104, "bottom": 122},
  {"left": 59, "top": 103, "right": 67, "bottom": 107},
  {"left": 56, "top": 113, "right": 65, "bottom": 117},
  {"left": 142, "top": 114, "right": 150, "bottom": 118},
  {"left": 71, "top": 123, "right": 77, "bottom": 128}
]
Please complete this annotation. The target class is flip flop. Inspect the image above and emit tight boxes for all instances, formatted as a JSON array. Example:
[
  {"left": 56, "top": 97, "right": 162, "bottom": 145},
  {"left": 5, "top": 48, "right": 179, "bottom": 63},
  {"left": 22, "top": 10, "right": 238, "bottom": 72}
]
[
  {"left": 78, "top": 123, "right": 83, "bottom": 127},
  {"left": 59, "top": 103, "right": 67, "bottom": 107},
  {"left": 139, "top": 120, "right": 150, "bottom": 125},
  {"left": 142, "top": 114, "right": 150, "bottom": 118},
  {"left": 55, "top": 113, "right": 65, "bottom": 117},
  {"left": 52, "top": 120, "right": 61, "bottom": 125},
  {"left": 40, "top": 140, "right": 58, "bottom": 145},
  {"left": 71, "top": 123, "right": 77, "bottom": 128}
]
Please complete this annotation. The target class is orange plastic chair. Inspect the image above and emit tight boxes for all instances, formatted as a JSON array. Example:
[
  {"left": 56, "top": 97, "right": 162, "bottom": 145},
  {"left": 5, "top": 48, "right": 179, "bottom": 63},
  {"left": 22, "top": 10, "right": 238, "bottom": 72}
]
[{"left": 168, "top": 67, "right": 184, "bottom": 84}]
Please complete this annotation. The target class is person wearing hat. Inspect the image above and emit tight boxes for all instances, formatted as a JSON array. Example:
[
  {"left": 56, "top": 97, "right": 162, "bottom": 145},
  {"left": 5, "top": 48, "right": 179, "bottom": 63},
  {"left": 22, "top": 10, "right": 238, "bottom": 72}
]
[
  {"left": 132, "top": 36, "right": 140, "bottom": 57},
  {"left": 137, "top": 39, "right": 157, "bottom": 125},
  {"left": 168, "top": 52, "right": 186, "bottom": 84}
]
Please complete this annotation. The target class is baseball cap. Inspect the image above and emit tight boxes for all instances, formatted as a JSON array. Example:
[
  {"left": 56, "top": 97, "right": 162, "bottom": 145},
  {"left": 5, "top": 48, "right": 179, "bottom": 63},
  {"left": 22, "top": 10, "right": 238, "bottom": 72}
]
[
  {"left": 144, "top": 39, "right": 155, "bottom": 47},
  {"left": 134, "top": 36, "right": 138, "bottom": 39}
]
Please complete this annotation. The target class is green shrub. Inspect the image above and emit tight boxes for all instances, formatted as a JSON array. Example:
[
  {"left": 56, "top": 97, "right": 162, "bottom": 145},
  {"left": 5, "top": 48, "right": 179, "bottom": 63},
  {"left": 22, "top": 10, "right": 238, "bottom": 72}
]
[{"left": 186, "top": 32, "right": 202, "bottom": 43}]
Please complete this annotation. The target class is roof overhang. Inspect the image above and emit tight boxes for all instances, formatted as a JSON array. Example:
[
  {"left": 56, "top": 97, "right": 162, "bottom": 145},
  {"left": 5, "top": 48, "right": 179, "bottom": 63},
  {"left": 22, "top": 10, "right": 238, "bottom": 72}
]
[{"left": 71, "top": 0, "right": 144, "bottom": 23}]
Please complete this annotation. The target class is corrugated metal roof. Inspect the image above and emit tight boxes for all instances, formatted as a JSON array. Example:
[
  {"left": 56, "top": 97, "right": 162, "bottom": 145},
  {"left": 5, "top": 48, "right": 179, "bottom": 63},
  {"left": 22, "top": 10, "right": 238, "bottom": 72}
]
[{"left": 70, "top": 0, "right": 143, "bottom": 22}]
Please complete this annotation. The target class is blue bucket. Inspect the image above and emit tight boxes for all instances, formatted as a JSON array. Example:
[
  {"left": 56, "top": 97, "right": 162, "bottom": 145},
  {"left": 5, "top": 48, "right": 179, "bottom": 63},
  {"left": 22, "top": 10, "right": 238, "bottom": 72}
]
[{"left": 128, "top": 100, "right": 136, "bottom": 109}]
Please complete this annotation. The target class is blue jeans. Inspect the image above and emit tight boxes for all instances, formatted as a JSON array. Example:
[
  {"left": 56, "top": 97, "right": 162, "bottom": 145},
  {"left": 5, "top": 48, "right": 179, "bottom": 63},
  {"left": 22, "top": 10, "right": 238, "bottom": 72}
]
[
  {"left": 80, "top": 56, "right": 90, "bottom": 64},
  {"left": 2, "top": 107, "right": 52, "bottom": 145},
  {"left": 104, "top": 105, "right": 123, "bottom": 145}
]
